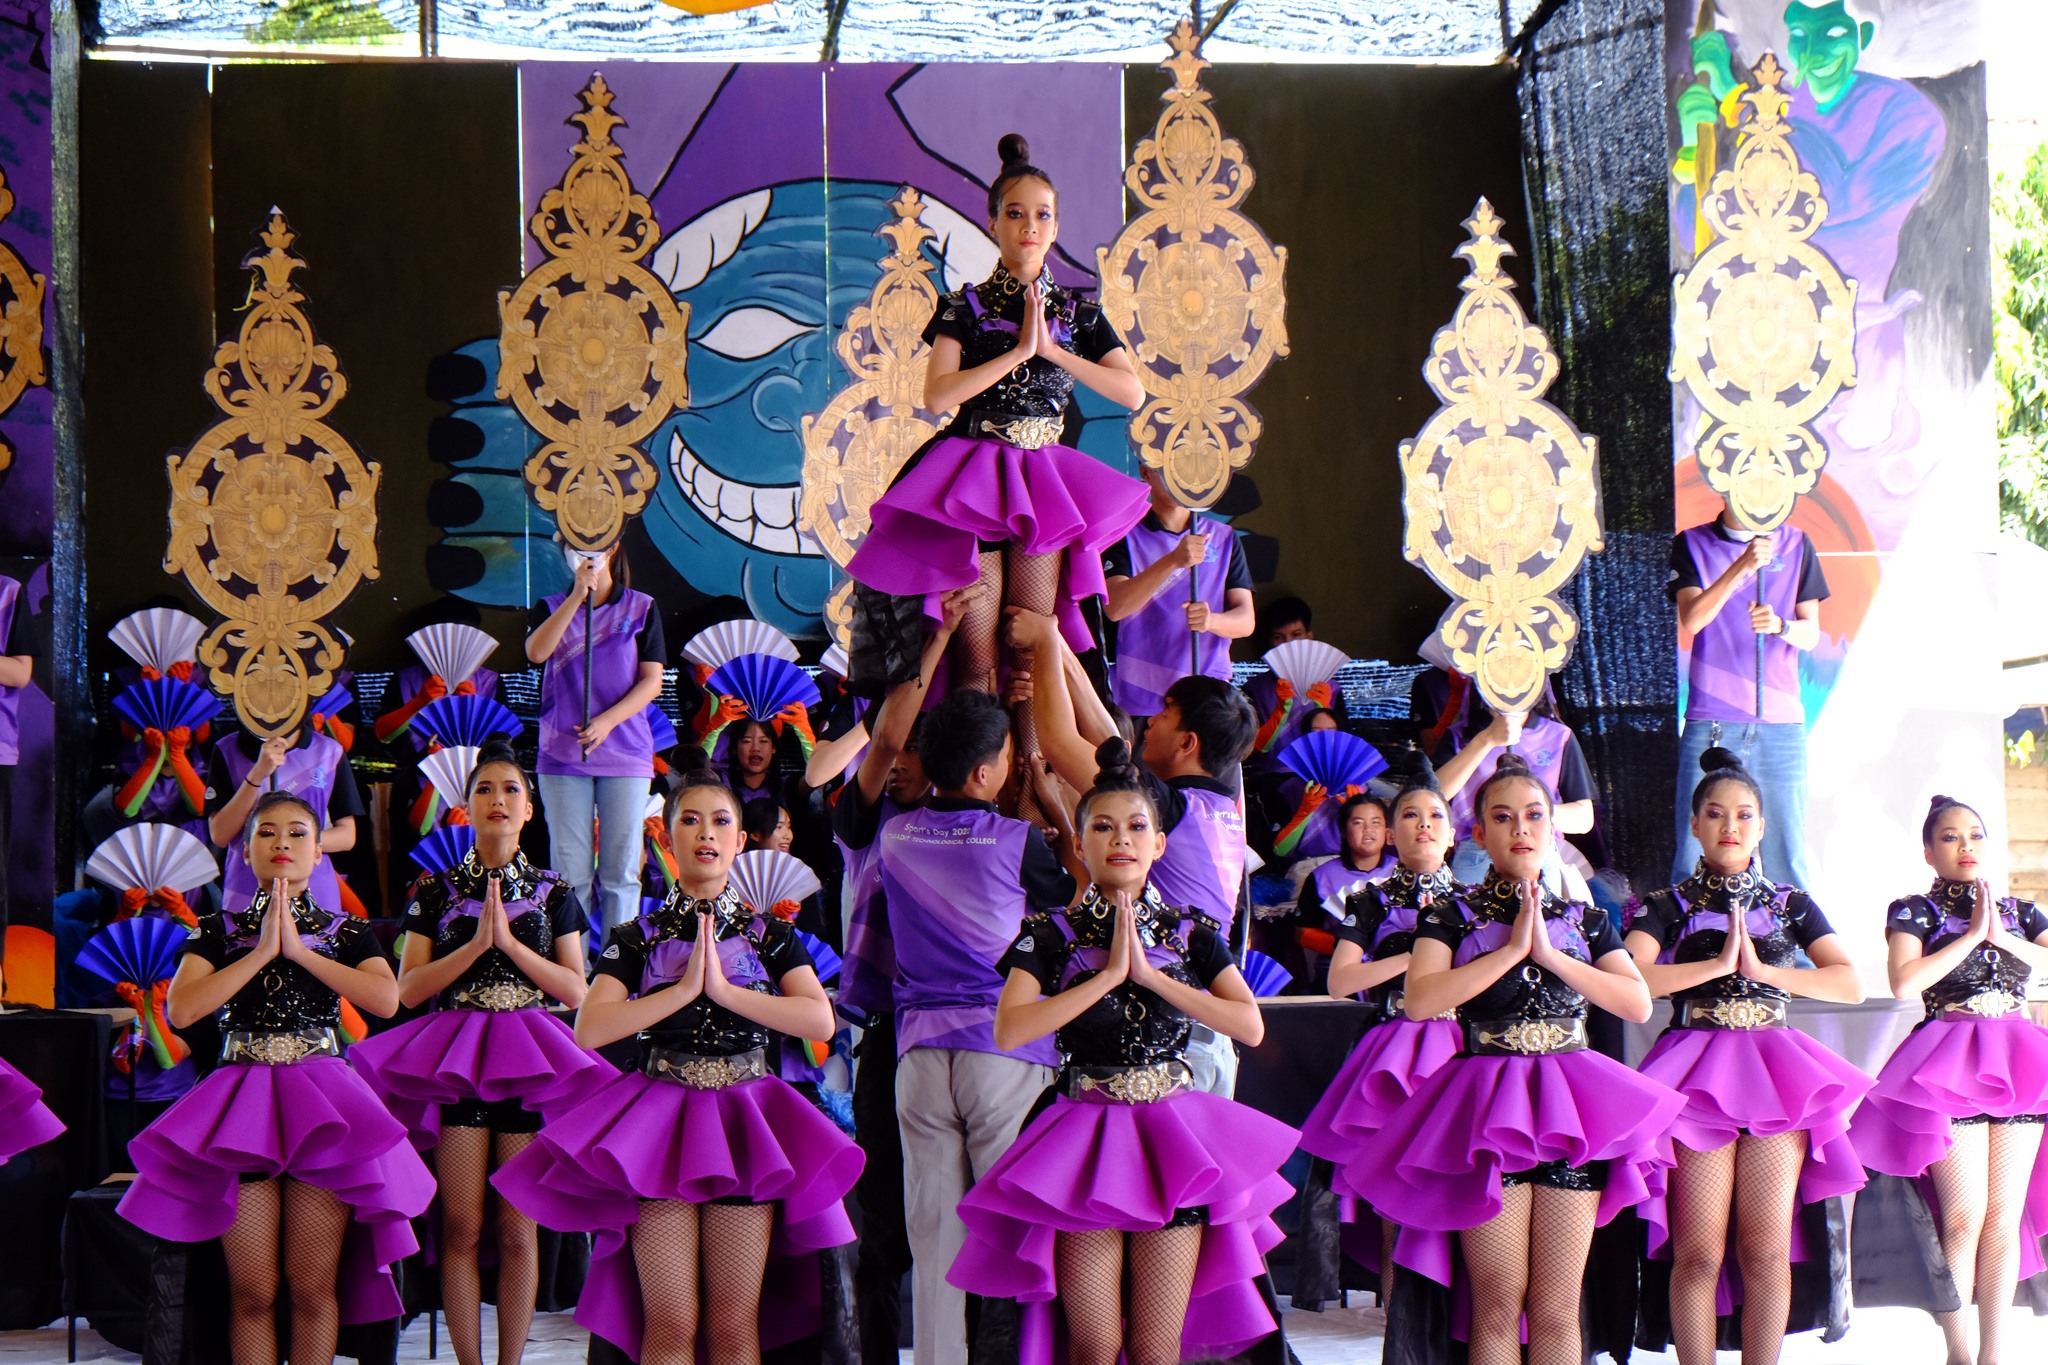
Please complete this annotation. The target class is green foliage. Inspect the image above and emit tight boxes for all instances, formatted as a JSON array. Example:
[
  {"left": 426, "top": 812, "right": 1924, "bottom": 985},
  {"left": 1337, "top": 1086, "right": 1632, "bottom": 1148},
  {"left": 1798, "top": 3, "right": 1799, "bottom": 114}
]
[
  {"left": 244, "top": 1, "right": 401, "bottom": 47},
  {"left": 1995, "top": 143, "right": 2048, "bottom": 549}
]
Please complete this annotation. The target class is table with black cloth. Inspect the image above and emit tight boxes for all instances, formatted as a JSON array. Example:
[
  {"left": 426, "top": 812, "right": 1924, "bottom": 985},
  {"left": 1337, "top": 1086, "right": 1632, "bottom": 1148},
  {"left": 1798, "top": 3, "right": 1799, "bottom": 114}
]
[{"left": 0, "top": 1007, "right": 110, "bottom": 1330}]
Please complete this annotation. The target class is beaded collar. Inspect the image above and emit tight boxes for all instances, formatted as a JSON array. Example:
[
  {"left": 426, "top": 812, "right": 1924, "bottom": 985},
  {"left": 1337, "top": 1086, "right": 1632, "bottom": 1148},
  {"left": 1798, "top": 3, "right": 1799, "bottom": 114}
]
[
  {"left": 449, "top": 847, "right": 541, "bottom": 903},
  {"left": 1679, "top": 858, "right": 1771, "bottom": 908},
  {"left": 1069, "top": 883, "right": 1178, "bottom": 950}
]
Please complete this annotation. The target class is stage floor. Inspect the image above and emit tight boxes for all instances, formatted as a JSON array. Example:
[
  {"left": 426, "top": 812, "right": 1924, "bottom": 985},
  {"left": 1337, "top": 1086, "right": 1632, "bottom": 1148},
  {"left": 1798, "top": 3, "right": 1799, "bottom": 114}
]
[{"left": 5, "top": 1300, "right": 2045, "bottom": 1364}]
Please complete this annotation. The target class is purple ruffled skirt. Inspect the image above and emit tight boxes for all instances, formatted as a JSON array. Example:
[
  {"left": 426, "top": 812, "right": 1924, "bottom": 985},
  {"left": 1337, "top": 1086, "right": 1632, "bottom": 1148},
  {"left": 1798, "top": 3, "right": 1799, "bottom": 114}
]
[
  {"left": 1358, "top": 1049, "right": 1684, "bottom": 1287},
  {"left": 117, "top": 1055, "right": 435, "bottom": 1323},
  {"left": 947, "top": 1088, "right": 1300, "bottom": 1363},
  {"left": 846, "top": 435, "right": 1148, "bottom": 650},
  {"left": 0, "top": 1058, "right": 64, "bottom": 1161},
  {"left": 490, "top": 1067, "right": 863, "bottom": 1361},
  {"left": 345, "top": 1006, "right": 612, "bottom": 1151},
  {"left": 1298, "top": 1018, "right": 1462, "bottom": 1202}
]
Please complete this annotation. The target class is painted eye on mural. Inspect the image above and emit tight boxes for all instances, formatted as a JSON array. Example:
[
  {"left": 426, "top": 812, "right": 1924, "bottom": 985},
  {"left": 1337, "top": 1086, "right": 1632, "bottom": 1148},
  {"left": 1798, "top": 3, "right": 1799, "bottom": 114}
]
[{"left": 692, "top": 306, "right": 816, "bottom": 361}]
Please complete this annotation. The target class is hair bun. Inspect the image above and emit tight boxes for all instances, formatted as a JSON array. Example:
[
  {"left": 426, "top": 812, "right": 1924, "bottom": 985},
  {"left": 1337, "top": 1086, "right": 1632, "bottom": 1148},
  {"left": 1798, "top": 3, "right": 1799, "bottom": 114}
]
[
  {"left": 1092, "top": 736, "right": 1141, "bottom": 787},
  {"left": 1493, "top": 750, "right": 1534, "bottom": 778},
  {"left": 1699, "top": 745, "right": 1747, "bottom": 776},
  {"left": 1928, "top": 794, "right": 1958, "bottom": 813},
  {"left": 476, "top": 736, "right": 519, "bottom": 766},
  {"left": 997, "top": 132, "right": 1032, "bottom": 168}
]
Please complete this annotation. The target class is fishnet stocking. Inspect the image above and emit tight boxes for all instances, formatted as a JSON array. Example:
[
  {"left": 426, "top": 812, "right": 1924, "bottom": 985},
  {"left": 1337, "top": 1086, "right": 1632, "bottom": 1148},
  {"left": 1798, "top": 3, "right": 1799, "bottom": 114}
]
[
  {"left": 1056, "top": 1229, "right": 1124, "bottom": 1365},
  {"left": 1381, "top": 1219, "right": 1399, "bottom": 1311},
  {"left": 282, "top": 1178, "right": 349, "bottom": 1365},
  {"left": 437, "top": 1126, "right": 493, "bottom": 1365},
  {"left": 1126, "top": 1225, "right": 1202, "bottom": 1365},
  {"left": 220, "top": 1178, "right": 281, "bottom": 1365},
  {"left": 1003, "top": 547, "right": 1063, "bottom": 830},
  {"left": 1526, "top": 1187, "right": 1597, "bottom": 1365},
  {"left": 955, "top": 551, "right": 1005, "bottom": 695},
  {"left": 701, "top": 1203, "right": 775, "bottom": 1365},
  {"left": 1978, "top": 1122, "right": 2043, "bottom": 1365},
  {"left": 635, "top": 1200, "right": 701, "bottom": 1365},
  {"left": 493, "top": 1131, "right": 541, "bottom": 1365},
  {"left": 1933, "top": 1121, "right": 1991, "bottom": 1364},
  {"left": 1733, "top": 1130, "right": 1807, "bottom": 1365},
  {"left": 1459, "top": 1182, "right": 1531, "bottom": 1365},
  {"left": 1667, "top": 1140, "right": 1737, "bottom": 1365}
]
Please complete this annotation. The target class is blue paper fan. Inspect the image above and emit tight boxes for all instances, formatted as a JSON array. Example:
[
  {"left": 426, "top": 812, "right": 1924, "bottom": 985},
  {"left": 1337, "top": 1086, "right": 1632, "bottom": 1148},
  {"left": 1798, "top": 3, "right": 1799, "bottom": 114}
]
[
  {"left": 644, "top": 705, "right": 679, "bottom": 752},
  {"left": 1239, "top": 950, "right": 1293, "bottom": 999},
  {"left": 76, "top": 916, "right": 189, "bottom": 989},
  {"left": 795, "top": 929, "right": 842, "bottom": 983},
  {"left": 1278, "top": 730, "right": 1388, "bottom": 792},
  {"left": 408, "top": 824, "right": 477, "bottom": 874},
  {"left": 112, "top": 677, "right": 219, "bottom": 734},
  {"left": 707, "top": 654, "right": 821, "bottom": 721},
  {"left": 414, "top": 694, "right": 523, "bottom": 747},
  {"left": 308, "top": 686, "right": 352, "bottom": 720}
]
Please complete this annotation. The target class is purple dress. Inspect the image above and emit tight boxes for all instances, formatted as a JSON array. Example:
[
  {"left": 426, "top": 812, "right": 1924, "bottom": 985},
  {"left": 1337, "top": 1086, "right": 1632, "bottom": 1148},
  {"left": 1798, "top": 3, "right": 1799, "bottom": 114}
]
[
  {"left": 0, "top": 1057, "right": 64, "bottom": 1161},
  {"left": 947, "top": 887, "right": 1298, "bottom": 1364},
  {"left": 844, "top": 267, "right": 1147, "bottom": 690},
  {"left": 490, "top": 885, "right": 862, "bottom": 1362},
  {"left": 118, "top": 893, "right": 434, "bottom": 1323},
  {"left": 345, "top": 850, "right": 609, "bottom": 1151}
]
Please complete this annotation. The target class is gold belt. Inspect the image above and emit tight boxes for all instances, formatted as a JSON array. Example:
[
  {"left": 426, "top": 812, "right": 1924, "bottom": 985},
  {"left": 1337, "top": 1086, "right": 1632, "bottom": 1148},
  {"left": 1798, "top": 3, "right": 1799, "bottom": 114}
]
[
  {"left": 1062, "top": 1061, "right": 1193, "bottom": 1105},
  {"left": 1939, "top": 990, "right": 2026, "bottom": 1021},
  {"left": 221, "top": 1028, "right": 340, "bottom": 1066},
  {"left": 1678, "top": 996, "right": 1788, "bottom": 1031},
  {"left": 642, "top": 1046, "right": 768, "bottom": 1090},
  {"left": 968, "top": 412, "right": 1063, "bottom": 451},
  {"left": 451, "top": 981, "right": 546, "bottom": 1012},
  {"left": 1464, "top": 1017, "right": 1587, "bottom": 1056}
]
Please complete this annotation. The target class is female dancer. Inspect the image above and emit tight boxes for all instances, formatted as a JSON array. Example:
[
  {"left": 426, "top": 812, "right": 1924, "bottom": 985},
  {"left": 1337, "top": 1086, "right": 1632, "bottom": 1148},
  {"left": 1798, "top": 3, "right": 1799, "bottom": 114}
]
[
  {"left": 1626, "top": 748, "right": 1869, "bottom": 1365},
  {"left": 1358, "top": 754, "right": 1682, "bottom": 1365},
  {"left": 492, "top": 764, "right": 862, "bottom": 1365},
  {"left": 1296, "top": 764, "right": 1460, "bottom": 1299},
  {"left": 948, "top": 739, "right": 1298, "bottom": 1365},
  {"left": 1850, "top": 796, "right": 2048, "bottom": 1365},
  {"left": 346, "top": 739, "right": 606, "bottom": 1365},
  {"left": 845, "top": 133, "right": 1146, "bottom": 810},
  {"left": 120, "top": 792, "right": 432, "bottom": 1365},
  {"left": 525, "top": 540, "right": 666, "bottom": 937}
]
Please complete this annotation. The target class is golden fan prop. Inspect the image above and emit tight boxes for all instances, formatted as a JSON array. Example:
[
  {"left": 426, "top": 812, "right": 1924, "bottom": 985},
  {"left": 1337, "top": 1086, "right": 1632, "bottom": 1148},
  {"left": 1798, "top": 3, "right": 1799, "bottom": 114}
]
[
  {"left": 0, "top": 166, "right": 45, "bottom": 483},
  {"left": 164, "top": 212, "right": 380, "bottom": 739},
  {"left": 1399, "top": 200, "right": 1603, "bottom": 716}
]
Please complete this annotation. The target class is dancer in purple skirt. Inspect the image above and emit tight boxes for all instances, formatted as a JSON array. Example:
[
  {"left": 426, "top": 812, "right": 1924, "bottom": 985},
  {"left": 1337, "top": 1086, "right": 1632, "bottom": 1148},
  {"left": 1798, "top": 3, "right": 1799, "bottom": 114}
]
[
  {"left": 1357, "top": 754, "right": 1683, "bottom": 1365},
  {"left": 0, "top": 1056, "right": 64, "bottom": 1160},
  {"left": 1625, "top": 747, "right": 1870, "bottom": 1365},
  {"left": 1849, "top": 796, "right": 2048, "bottom": 1365},
  {"left": 948, "top": 738, "right": 1298, "bottom": 1365},
  {"left": 491, "top": 765, "right": 861, "bottom": 1365},
  {"left": 346, "top": 739, "right": 605, "bottom": 1365},
  {"left": 120, "top": 792, "right": 433, "bottom": 1365},
  {"left": 1296, "top": 760, "right": 1459, "bottom": 1303},
  {"left": 845, "top": 133, "right": 1147, "bottom": 806}
]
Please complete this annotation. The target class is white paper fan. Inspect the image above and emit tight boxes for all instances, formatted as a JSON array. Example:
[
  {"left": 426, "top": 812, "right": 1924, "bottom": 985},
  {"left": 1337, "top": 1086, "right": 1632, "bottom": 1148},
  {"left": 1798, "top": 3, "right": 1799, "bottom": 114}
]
[
  {"left": 108, "top": 608, "right": 206, "bottom": 674},
  {"left": 406, "top": 624, "right": 498, "bottom": 688},
  {"left": 646, "top": 792, "right": 668, "bottom": 822},
  {"left": 87, "top": 822, "right": 220, "bottom": 895},
  {"left": 728, "top": 849, "right": 822, "bottom": 915},
  {"left": 682, "top": 620, "right": 799, "bottom": 672},
  {"left": 420, "top": 746, "right": 481, "bottom": 809},
  {"left": 819, "top": 644, "right": 850, "bottom": 679},
  {"left": 1264, "top": 639, "right": 1350, "bottom": 690},
  {"left": 1245, "top": 847, "right": 1267, "bottom": 876}
]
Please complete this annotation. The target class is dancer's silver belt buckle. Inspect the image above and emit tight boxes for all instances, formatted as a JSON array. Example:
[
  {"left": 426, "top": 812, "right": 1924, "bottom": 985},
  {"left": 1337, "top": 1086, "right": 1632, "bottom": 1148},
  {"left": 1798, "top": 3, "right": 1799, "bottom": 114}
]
[
  {"left": 1941, "top": 990, "right": 2025, "bottom": 1020},
  {"left": 1679, "top": 997, "right": 1787, "bottom": 1030},
  {"left": 1465, "top": 1017, "right": 1587, "bottom": 1056},
  {"left": 452, "top": 981, "right": 545, "bottom": 1012},
  {"left": 1065, "top": 1062, "right": 1192, "bottom": 1105},
  {"left": 221, "top": 1027, "right": 340, "bottom": 1066},
  {"left": 974, "top": 414, "right": 1062, "bottom": 450},
  {"left": 643, "top": 1046, "right": 768, "bottom": 1090}
]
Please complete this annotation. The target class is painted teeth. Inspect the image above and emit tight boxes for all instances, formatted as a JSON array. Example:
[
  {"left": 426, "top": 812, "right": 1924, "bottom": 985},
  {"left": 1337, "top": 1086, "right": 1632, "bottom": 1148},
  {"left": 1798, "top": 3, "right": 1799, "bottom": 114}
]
[{"left": 668, "top": 430, "right": 824, "bottom": 558}]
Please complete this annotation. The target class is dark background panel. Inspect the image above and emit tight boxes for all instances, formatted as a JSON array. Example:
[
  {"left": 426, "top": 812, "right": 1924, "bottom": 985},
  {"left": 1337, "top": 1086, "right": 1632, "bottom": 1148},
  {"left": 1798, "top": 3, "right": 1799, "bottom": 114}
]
[{"left": 1142, "top": 63, "right": 1533, "bottom": 665}]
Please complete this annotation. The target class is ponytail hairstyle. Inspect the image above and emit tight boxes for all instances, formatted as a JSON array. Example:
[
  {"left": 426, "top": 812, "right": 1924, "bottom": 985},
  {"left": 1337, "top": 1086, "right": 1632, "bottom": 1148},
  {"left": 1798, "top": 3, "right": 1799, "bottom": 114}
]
[
  {"left": 1690, "top": 745, "right": 1763, "bottom": 816},
  {"left": 1473, "top": 749, "right": 1553, "bottom": 817},
  {"left": 663, "top": 743, "right": 742, "bottom": 827},
  {"left": 987, "top": 132, "right": 1057, "bottom": 222},
  {"left": 1921, "top": 793, "right": 1985, "bottom": 847},
  {"left": 464, "top": 736, "right": 530, "bottom": 797},
  {"left": 243, "top": 789, "right": 320, "bottom": 846},
  {"left": 1076, "top": 736, "right": 1159, "bottom": 828}
]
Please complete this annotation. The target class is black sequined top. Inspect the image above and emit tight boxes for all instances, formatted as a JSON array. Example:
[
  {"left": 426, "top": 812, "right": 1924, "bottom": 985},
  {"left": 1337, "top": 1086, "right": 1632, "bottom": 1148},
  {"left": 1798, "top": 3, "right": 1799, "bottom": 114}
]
[
  {"left": 185, "top": 891, "right": 388, "bottom": 1033},
  {"left": 594, "top": 884, "right": 815, "bottom": 1057},
  {"left": 1887, "top": 879, "right": 2048, "bottom": 1018},
  {"left": 400, "top": 850, "right": 588, "bottom": 1006},
  {"left": 1334, "top": 864, "right": 1457, "bottom": 1008},
  {"left": 1416, "top": 872, "right": 1625, "bottom": 1021},
  {"left": 1629, "top": 862, "right": 1835, "bottom": 1007},
  {"left": 923, "top": 265, "right": 1124, "bottom": 425},
  {"left": 1000, "top": 885, "right": 1237, "bottom": 1067}
]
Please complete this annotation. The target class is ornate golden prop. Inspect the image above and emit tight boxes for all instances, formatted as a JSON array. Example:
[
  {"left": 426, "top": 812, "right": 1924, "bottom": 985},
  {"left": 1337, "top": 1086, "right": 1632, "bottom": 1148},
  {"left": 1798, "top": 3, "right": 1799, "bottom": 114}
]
[
  {"left": 1399, "top": 200, "right": 1603, "bottom": 715},
  {"left": 799, "top": 185, "right": 955, "bottom": 570},
  {"left": 1098, "top": 19, "right": 1289, "bottom": 509},
  {"left": 824, "top": 580, "right": 856, "bottom": 652},
  {"left": 1670, "top": 52, "right": 1856, "bottom": 534},
  {"left": 0, "top": 167, "right": 48, "bottom": 480},
  {"left": 164, "top": 212, "right": 380, "bottom": 738},
  {"left": 498, "top": 74, "right": 689, "bottom": 553}
]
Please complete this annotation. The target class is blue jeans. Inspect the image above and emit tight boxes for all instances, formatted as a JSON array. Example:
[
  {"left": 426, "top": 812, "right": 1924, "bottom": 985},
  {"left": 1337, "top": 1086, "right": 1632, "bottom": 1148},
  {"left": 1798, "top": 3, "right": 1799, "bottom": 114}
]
[
  {"left": 537, "top": 773, "right": 650, "bottom": 938},
  {"left": 1672, "top": 720, "right": 1813, "bottom": 889}
]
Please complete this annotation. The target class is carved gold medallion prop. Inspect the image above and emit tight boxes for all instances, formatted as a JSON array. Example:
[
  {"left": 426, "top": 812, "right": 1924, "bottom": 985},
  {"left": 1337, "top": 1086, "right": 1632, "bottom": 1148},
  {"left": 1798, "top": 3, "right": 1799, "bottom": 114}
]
[
  {"left": 0, "top": 167, "right": 48, "bottom": 481},
  {"left": 1098, "top": 19, "right": 1288, "bottom": 509},
  {"left": 1399, "top": 200, "right": 1603, "bottom": 715},
  {"left": 1670, "top": 53, "right": 1857, "bottom": 533},
  {"left": 498, "top": 75, "right": 689, "bottom": 552},
  {"left": 164, "top": 213, "right": 380, "bottom": 738},
  {"left": 799, "top": 186, "right": 955, "bottom": 569}
]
